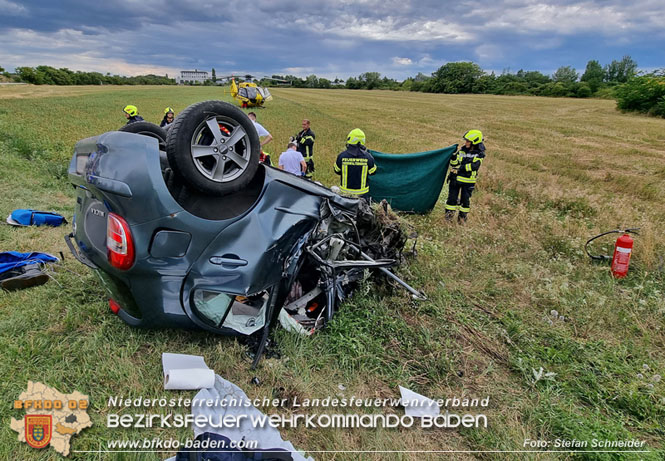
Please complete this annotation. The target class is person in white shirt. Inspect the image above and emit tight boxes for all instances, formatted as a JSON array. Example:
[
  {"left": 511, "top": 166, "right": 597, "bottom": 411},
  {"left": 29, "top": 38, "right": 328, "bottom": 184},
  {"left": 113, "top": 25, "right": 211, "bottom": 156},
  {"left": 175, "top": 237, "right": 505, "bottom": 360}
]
[
  {"left": 278, "top": 142, "right": 306, "bottom": 176},
  {"left": 247, "top": 112, "right": 273, "bottom": 148},
  {"left": 247, "top": 112, "right": 274, "bottom": 165}
]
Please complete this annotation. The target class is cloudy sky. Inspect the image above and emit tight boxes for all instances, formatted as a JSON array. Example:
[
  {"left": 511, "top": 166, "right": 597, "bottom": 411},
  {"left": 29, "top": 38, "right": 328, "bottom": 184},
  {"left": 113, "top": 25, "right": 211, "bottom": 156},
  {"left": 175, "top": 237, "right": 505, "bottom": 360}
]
[{"left": 0, "top": 0, "right": 663, "bottom": 80}]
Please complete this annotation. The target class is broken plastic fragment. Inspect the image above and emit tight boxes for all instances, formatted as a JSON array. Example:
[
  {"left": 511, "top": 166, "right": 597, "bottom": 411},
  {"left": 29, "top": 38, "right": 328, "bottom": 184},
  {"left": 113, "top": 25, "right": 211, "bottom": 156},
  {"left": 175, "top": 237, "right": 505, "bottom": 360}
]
[{"left": 399, "top": 386, "right": 440, "bottom": 417}]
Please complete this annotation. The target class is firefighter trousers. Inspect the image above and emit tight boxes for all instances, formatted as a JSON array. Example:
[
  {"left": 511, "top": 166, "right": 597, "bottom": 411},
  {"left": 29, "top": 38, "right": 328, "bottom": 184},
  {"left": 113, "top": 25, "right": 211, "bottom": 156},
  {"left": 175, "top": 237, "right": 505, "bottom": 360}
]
[{"left": 445, "top": 180, "right": 475, "bottom": 216}]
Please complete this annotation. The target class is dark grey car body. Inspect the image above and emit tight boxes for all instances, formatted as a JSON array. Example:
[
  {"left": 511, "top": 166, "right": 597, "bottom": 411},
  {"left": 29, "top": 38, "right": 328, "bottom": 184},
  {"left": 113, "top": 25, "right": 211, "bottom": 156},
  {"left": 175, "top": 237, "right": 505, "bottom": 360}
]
[{"left": 67, "top": 131, "right": 360, "bottom": 337}]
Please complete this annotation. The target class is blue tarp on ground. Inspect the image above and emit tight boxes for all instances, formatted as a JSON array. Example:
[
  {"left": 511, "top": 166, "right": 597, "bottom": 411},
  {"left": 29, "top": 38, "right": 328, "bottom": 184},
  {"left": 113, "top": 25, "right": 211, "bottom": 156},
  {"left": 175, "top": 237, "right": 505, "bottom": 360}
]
[
  {"left": 0, "top": 251, "right": 58, "bottom": 276},
  {"left": 368, "top": 144, "right": 458, "bottom": 214}
]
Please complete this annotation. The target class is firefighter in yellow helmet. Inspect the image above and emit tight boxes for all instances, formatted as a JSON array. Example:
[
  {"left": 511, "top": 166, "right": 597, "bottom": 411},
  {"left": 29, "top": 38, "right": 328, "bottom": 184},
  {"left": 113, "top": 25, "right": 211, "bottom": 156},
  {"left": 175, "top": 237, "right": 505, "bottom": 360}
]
[
  {"left": 123, "top": 105, "right": 144, "bottom": 124},
  {"left": 160, "top": 107, "right": 175, "bottom": 128},
  {"left": 445, "top": 129, "right": 486, "bottom": 222},
  {"left": 334, "top": 129, "right": 377, "bottom": 199}
]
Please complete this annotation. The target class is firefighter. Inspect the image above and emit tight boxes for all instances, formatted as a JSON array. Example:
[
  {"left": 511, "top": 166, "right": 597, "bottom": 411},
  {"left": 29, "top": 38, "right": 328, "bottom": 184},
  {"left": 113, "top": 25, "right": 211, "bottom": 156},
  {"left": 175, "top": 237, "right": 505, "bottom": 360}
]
[
  {"left": 334, "top": 129, "right": 377, "bottom": 198},
  {"left": 294, "top": 119, "right": 315, "bottom": 178},
  {"left": 123, "top": 105, "right": 144, "bottom": 124},
  {"left": 445, "top": 130, "right": 486, "bottom": 223},
  {"left": 160, "top": 107, "right": 175, "bottom": 128}
]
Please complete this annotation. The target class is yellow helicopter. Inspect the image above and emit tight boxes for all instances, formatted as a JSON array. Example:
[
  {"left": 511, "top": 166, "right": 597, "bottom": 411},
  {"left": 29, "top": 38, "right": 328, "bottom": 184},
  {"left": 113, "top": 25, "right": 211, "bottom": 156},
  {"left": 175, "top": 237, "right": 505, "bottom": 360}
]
[{"left": 228, "top": 77, "right": 273, "bottom": 108}]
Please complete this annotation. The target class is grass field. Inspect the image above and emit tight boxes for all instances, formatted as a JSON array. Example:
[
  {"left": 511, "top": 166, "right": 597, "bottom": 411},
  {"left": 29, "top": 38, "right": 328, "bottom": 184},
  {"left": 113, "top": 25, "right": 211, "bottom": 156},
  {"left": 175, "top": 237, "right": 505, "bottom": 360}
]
[{"left": 0, "top": 85, "right": 663, "bottom": 460}]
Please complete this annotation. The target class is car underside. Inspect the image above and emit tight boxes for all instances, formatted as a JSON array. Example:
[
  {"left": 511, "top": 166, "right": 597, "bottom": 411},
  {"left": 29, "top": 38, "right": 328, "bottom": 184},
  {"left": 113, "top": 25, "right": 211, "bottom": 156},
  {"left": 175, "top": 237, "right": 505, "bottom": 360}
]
[{"left": 66, "top": 101, "right": 422, "bottom": 365}]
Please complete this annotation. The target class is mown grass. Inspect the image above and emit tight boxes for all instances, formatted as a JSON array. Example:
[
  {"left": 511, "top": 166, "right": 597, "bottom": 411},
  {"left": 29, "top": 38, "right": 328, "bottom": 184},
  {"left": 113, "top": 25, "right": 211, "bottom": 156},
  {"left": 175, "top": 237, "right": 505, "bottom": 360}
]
[{"left": 0, "top": 85, "right": 663, "bottom": 460}]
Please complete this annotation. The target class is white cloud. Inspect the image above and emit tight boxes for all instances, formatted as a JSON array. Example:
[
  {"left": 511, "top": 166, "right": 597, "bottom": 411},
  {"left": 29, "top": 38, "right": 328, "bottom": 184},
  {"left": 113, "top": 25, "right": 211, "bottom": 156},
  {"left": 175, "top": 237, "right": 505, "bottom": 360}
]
[
  {"left": 475, "top": 44, "right": 504, "bottom": 61},
  {"left": 301, "top": 15, "right": 473, "bottom": 43},
  {"left": 417, "top": 54, "right": 435, "bottom": 66},
  {"left": 477, "top": 1, "right": 663, "bottom": 36},
  {"left": 392, "top": 57, "right": 412, "bottom": 65},
  {"left": 0, "top": 28, "right": 177, "bottom": 76},
  {"left": 282, "top": 67, "right": 316, "bottom": 76},
  {"left": 0, "top": 0, "right": 27, "bottom": 15},
  {"left": 2, "top": 0, "right": 664, "bottom": 80}
]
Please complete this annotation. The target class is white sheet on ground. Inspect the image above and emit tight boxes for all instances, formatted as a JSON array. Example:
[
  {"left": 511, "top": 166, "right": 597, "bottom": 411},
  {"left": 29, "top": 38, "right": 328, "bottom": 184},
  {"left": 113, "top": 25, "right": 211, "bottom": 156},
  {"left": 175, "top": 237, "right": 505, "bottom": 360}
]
[
  {"left": 162, "top": 353, "right": 215, "bottom": 390},
  {"left": 399, "top": 385, "right": 440, "bottom": 417},
  {"left": 191, "top": 374, "right": 313, "bottom": 460}
]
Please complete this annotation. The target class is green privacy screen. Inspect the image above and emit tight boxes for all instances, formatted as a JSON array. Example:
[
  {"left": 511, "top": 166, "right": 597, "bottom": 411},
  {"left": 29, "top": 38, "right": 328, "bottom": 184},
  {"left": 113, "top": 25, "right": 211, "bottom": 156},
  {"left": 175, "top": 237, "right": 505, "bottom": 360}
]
[{"left": 368, "top": 144, "right": 458, "bottom": 214}]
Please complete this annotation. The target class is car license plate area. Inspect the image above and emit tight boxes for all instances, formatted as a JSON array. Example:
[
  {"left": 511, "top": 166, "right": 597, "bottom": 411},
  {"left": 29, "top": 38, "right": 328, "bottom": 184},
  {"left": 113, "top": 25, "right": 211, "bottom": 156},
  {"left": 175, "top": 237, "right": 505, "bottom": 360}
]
[{"left": 83, "top": 199, "right": 108, "bottom": 253}]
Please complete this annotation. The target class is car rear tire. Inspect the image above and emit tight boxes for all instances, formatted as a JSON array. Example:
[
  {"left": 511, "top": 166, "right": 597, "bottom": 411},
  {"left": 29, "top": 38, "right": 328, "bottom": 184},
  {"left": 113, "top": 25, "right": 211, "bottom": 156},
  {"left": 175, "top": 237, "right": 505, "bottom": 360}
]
[
  {"left": 166, "top": 100, "right": 259, "bottom": 196},
  {"left": 119, "top": 121, "right": 167, "bottom": 152}
]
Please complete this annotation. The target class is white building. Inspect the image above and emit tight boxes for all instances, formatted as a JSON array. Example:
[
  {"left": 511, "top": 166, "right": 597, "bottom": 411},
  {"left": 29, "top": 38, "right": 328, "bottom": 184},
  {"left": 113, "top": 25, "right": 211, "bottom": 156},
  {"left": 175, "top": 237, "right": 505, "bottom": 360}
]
[{"left": 179, "top": 69, "right": 209, "bottom": 84}]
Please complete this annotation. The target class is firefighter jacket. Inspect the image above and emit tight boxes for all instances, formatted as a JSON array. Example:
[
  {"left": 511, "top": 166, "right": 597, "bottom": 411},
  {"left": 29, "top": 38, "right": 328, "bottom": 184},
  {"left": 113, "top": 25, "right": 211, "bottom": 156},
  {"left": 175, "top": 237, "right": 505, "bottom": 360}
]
[
  {"left": 450, "top": 142, "right": 485, "bottom": 184},
  {"left": 126, "top": 115, "right": 144, "bottom": 124},
  {"left": 334, "top": 144, "right": 377, "bottom": 195},
  {"left": 295, "top": 128, "right": 315, "bottom": 161}
]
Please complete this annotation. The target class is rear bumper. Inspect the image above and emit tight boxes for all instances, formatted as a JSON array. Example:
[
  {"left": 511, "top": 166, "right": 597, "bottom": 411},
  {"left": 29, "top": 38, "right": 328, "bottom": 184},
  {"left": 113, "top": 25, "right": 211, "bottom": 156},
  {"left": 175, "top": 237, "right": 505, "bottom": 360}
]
[
  {"left": 67, "top": 230, "right": 197, "bottom": 330},
  {"left": 65, "top": 232, "right": 98, "bottom": 269}
]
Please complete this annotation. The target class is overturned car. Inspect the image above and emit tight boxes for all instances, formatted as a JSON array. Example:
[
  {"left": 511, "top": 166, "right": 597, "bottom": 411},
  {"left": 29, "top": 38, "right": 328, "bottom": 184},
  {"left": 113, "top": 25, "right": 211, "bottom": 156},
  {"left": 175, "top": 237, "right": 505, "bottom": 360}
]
[{"left": 66, "top": 101, "right": 421, "bottom": 364}]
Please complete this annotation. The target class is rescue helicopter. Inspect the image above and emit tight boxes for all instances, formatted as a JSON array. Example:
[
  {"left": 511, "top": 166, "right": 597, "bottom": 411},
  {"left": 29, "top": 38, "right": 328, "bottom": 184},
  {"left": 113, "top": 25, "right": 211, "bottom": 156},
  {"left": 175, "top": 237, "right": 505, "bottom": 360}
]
[{"left": 222, "top": 75, "right": 290, "bottom": 108}]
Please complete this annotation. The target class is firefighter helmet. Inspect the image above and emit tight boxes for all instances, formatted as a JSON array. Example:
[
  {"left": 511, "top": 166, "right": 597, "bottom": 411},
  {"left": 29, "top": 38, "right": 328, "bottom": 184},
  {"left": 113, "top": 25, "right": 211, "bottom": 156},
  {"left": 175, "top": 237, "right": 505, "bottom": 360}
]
[
  {"left": 164, "top": 106, "right": 174, "bottom": 115},
  {"left": 123, "top": 105, "right": 138, "bottom": 117},
  {"left": 463, "top": 130, "right": 483, "bottom": 145},
  {"left": 346, "top": 128, "right": 366, "bottom": 146}
]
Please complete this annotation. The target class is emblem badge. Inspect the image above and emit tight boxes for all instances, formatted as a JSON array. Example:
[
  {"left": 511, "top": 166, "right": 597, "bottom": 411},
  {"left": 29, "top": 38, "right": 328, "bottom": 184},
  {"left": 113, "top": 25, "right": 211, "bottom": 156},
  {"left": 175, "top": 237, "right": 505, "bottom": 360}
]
[{"left": 25, "top": 415, "right": 52, "bottom": 449}]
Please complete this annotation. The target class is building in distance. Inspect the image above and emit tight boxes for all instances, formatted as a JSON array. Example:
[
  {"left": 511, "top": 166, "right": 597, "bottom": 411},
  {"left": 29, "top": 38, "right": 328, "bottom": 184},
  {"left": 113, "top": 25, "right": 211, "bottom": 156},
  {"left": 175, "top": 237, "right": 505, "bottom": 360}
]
[{"left": 178, "top": 70, "right": 209, "bottom": 84}]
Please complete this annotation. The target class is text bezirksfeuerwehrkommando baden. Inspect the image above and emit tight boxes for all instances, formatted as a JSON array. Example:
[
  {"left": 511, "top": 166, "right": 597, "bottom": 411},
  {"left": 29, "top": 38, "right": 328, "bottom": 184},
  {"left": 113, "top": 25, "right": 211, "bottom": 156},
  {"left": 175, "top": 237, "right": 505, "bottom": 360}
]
[{"left": 107, "top": 412, "right": 488, "bottom": 429}]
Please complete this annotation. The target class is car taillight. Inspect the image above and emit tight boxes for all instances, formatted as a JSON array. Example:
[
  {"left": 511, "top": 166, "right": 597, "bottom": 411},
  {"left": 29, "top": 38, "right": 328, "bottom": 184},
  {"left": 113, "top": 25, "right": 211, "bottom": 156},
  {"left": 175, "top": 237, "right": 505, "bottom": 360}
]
[
  {"left": 109, "top": 298, "right": 121, "bottom": 314},
  {"left": 107, "top": 213, "right": 135, "bottom": 270}
]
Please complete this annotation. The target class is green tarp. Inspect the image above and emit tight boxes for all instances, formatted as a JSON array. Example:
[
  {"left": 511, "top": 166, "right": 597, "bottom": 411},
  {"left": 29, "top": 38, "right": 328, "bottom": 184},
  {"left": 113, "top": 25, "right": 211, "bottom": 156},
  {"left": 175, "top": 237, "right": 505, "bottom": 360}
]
[{"left": 369, "top": 144, "right": 458, "bottom": 214}]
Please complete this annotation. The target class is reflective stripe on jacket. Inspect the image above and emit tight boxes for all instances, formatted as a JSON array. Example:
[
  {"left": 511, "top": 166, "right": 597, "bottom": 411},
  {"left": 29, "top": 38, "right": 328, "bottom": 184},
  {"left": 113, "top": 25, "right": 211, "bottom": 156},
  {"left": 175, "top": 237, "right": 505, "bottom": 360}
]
[
  {"left": 334, "top": 144, "right": 377, "bottom": 194},
  {"left": 451, "top": 143, "right": 485, "bottom": 184},
  {"left": 296, "top": 128, "right": 315, "bottom": 160}
]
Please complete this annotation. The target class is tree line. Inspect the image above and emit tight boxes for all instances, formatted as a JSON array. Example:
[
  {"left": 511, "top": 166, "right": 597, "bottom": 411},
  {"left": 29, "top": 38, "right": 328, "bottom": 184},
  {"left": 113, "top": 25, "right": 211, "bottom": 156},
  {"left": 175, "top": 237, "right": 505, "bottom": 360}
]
[
  {"left": 266, "top": 56, "right": 638, "bottom": 97},
  {"left": 5, "top": 65, "right": 175, "bottom": 85},
  {"left": 263, "top": 56, "right": 664, "bottom": 118}
]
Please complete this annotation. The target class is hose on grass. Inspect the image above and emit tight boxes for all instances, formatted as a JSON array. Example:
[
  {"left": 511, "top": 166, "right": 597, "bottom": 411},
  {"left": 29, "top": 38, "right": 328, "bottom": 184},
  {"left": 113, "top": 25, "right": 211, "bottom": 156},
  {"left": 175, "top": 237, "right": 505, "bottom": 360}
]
[{"left": 584, "top": 228, "right": 640, "bottom": 262}]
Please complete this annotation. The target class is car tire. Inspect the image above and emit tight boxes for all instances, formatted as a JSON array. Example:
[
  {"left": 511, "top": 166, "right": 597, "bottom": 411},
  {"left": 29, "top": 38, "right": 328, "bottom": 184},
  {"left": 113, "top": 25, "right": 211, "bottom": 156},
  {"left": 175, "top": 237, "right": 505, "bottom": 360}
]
[
  {"left": 119, "top": 121, "right": 167, "bottom": 152},
  {"left": 166, "top": 100, "right": 259, "bottom": 196}
]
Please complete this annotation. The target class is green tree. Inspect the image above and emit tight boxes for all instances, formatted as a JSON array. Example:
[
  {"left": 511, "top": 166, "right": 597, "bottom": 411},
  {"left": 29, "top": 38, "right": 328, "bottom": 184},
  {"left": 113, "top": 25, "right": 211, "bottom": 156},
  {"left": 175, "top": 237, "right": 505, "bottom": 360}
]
[
  {"left": 574, "top": 82, "right": 592, "bottom": 98},
  {"left": 345, "top": 76, "right": 361, "bottom": 89},
  {"left": 16, "top": 67, "right": 38, "bottom": 83},
  {"left": 211, "top": 68, "right": 216, "bottom": 82},
  {"left": 553, "top": 66, "right": 578, "bottom": 83},
  {"left": 414, "top": 72, "right": 429, "bottom": 82},
  {"left": 580, "top": 60, "right": 604, "bottom": 92},
  {"left": 359, "top": 72, "right": 382, "bottom": 89},
  {"left": 520, "top": 70, "right": 551, "bottom": 85},
  {"left": 400, "top": 78, "right": 413, "bottom": 91},
  {"left": 615, "top": 73, "right": 665, "bottom": 117},
  {"left": 407, "top": 72, "right": 431, "bottom": 92},
  {"left": 473, "top": 74, "right": 496, "bottom": 93},
  {"left": 605, "top": 55, "right": 638, "bottom": 84},
  {"left": 305, "top": 74, "right": 319, "bottom": 88},
  {"left": 430, "top": 62, "right": 484, "bottom": 93}
]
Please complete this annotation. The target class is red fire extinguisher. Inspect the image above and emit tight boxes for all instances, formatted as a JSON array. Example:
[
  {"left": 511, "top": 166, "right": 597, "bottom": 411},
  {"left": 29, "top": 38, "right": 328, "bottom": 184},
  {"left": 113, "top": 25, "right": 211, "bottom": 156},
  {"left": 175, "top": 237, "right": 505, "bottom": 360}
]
[
  {"left": 585, "top": 228, "right": 639, "bottom": 278},
  {"left": 611, "top": 233, "right": 633, "bottom": 278}
]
